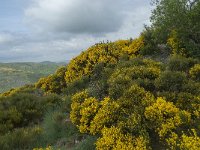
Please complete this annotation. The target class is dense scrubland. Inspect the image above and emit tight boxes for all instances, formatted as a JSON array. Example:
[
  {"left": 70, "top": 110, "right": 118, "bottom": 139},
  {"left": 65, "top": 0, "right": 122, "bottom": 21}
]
[{"left": 0, "top": 0, "right": 200, "bottom": 149}]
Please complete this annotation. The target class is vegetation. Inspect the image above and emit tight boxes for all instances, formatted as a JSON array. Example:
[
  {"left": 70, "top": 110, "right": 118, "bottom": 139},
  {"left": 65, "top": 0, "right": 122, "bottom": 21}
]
[
  {"left": 0, "top": 0, "right": 200, "bottom": 149},
  {"left": 0, "top": 62, "right": 66, "bottom": 93}
]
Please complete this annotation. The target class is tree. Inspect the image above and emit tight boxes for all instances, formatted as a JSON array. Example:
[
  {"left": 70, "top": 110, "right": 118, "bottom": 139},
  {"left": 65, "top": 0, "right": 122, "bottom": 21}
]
[{"left": 151, "top": 0, "right": 200, "bottom": 58}]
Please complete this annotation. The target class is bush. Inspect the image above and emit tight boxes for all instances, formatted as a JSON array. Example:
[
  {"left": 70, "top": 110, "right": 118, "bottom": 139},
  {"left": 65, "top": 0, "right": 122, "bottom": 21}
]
[
  {"left": 120, "top": 84, "right": 154, "bottom": 113},
  {"left": 0, "top": 126, "right": 43, "bottom": 150},
  {"left": 167, "top": 55, "right": 198, "bottom": 72},
  {"left": 41, "top": 110, "right": 77, "bottom": 145},
  {"left": 63, "top": 76, "right": 90, "bottom": 96},
  {"left": 95, "top": 127, "right": 149, "bottom": 150},
  {"left": 108, "top": 74, "right": 132, "bottom": 99},
  {"left": 182, "top": 81, "right": 200, "bottom": 95},
  {"left": 145, "top": 97, "right": 191, "bottom": 138},
  {"left": 134, "top": 78, "right": 156, "bottom": 92},
  {"left": 0, "top": 93, "right": 44, "bottom": 133},
  {"left": 189, "top": 64, "right": 200, "bottom": 81},
  {"left": 88, "top": 80, "right": 108, "bottom": 100},
  {"left": 155, "top": 71, "right": 187, "bottom": 92},
  {"left": 70, "top": 90, "right": 89, "bottom": 126}
]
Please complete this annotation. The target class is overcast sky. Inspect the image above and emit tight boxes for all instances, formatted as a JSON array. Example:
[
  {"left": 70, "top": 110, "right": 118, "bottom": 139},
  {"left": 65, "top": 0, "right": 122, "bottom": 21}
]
[{"left": 0, "top": 0, "right": 152, "bottom": 62}]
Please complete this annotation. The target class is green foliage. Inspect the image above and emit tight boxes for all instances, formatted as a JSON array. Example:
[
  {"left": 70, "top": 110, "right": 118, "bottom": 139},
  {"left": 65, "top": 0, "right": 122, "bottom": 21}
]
[
  {"left": 0, "top": 126, "right": 43, "bottom": 150},
  {"left": 0, "top": 93, "right": 43, "bottom": 134},
  {"left": 41, "top": 110, "right": 78, "bottom": 146},
  {"left": 167, "top": 55, "right": 198, "bottom": 72},
  {"left": 155, "top": 71, "right": 187, "bottom": 92},
  {"left": 0, "top": 91, "right": 62, "bottom": 135},
  {"left": 140, "top": 26, "right": 159, "bottom": 55},
  {"left": 150, "top": 0, "right": 200, "bottom": 58},
  {"left": 64, "top": 76, "right": 90, "bottom": 96}
]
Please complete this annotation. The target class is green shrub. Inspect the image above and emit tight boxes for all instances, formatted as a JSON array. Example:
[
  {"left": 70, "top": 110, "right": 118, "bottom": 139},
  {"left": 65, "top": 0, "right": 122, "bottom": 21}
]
[
  {"left": 167, "top": 55, "right": 198, "bottom": 72},
  {"left": 140, "top": 27, "right": 158, "bottom": 55},
  {"left": 156, "top": 92, "right": 177, "bottom": 103},
  {"left": 108, "top": 74, "right": 132, "bottom": 99},
  {"left": 155, "top": 71, "right": 187, "bottom": 92},
  {"left": 0, "top": 93, "right": 44, "bottom": 132},
  {"left": 0, "top": 126, "right": 43, "bottom": 150},
  {"left": 41, "top": 110, "right": 77, "bottom": 145},
  {"left": 63, "top": 76, "right": 90, "bottom": 95},
  {"left": 182, "top": 81, "right": 200, "bottom": 95},
  {"left": 134, "top": 78, "right": 156, "bottom": 92}
]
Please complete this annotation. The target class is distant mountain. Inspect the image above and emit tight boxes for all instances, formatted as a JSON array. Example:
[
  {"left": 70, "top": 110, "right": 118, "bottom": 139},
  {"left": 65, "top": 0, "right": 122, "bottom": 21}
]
[
  {"left": 0, "top": 62, "right": 66, "bottom": 93},
  {"left": 40, "top": 61, "right": 67, "bottom": 65}
]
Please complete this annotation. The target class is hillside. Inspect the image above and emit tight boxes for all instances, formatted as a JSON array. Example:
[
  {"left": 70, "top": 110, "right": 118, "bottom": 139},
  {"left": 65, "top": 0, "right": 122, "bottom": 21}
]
[
  {"left": 0, "top": 62, "right": 66, "bottom": 93},
  {"left": 0, "top": 0, "right": 200, "bottom": 150}
]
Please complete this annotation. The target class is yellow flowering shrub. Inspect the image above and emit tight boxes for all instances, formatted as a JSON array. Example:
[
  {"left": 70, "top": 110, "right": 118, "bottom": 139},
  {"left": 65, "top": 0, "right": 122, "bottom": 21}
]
[
  {"left": 166, "top": 132, "right": 179, "bottom": 150},
  {"left": 35, "top": 66, "right": 67, "bottom": 94},
  {"left": 119, "top": 84, "right": 155, "bottom": 115},
  {"left": 65, "top": 37, "right": 145, "bottom": 83},
  {"left": 167, "top": 30, "right": 186, "bottom": 56},
  {"left": 108, "top": 60, "right": 160, "bottom": 99},
  {"left": 108, "top": 72, "right": 132, "bottom": 99},
  {"left": 166, "top": 129, "right": 200, "bottom": 150},
  {"left": 189, "top": 64, "right": 200, "bottom": 81},
  {"left": 90, "top": 97, "right": 120, "bottom": 134},
  {"left": 79, "top": 97, "right": 99, "bottom": 133},
  {"left": 111, "top": 66, "right": 160, "bottom": 81},
  {"left": 117, "top": 113, "right": 143, "bottom": 135},
  {"left": 122, "top": 36, "right": 144, "bottom": 56},
  {"left": 96, "top": 127, "right": 149, "bottom": 150},
  {"left": 70, "top": 90, "right": 89, "bottom": 125},
  {"left": 179, "top": 129, "right": 200, "bottom": 150},
  {"left": 145, "top": 97, "right": 191, "bottom": 138}
]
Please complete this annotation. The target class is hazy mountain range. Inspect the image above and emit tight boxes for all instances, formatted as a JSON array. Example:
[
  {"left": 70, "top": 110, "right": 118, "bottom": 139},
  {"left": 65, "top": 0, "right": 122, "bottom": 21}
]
[{"left": 0, "top": 62, "right": 66, "bottom": 93}]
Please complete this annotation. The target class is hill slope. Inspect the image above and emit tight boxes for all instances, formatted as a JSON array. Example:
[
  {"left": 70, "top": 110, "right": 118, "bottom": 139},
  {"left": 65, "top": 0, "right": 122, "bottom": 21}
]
[
  {"left": 0, "top": 62, "right": 66, "bottom": 93},
  {"left": 0, "top": 0, "right": 200, "bottom": 149}
]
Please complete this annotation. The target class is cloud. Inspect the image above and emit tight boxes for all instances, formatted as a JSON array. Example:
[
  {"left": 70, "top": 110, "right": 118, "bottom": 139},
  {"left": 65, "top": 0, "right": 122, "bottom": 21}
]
[
  {"left": 25, "top": 0, "right": 131, "bottom": 34},
  {"left": 0, "top": 0, "right": 152, "bottom": 62},
  {"left": 0, "top": 34, "right": 97, "bottom": 62}
]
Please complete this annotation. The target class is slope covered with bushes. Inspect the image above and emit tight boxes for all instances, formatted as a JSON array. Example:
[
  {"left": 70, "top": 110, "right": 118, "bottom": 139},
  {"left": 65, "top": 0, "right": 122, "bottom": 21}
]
[{"left": 0, "top": 0, "right": 200, "bottom": 149}]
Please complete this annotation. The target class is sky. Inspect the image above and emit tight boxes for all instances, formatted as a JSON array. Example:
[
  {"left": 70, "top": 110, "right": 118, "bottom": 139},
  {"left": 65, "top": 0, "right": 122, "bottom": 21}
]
[{"left": 0, "top": 0, "right": 152, "bottom": 62}]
